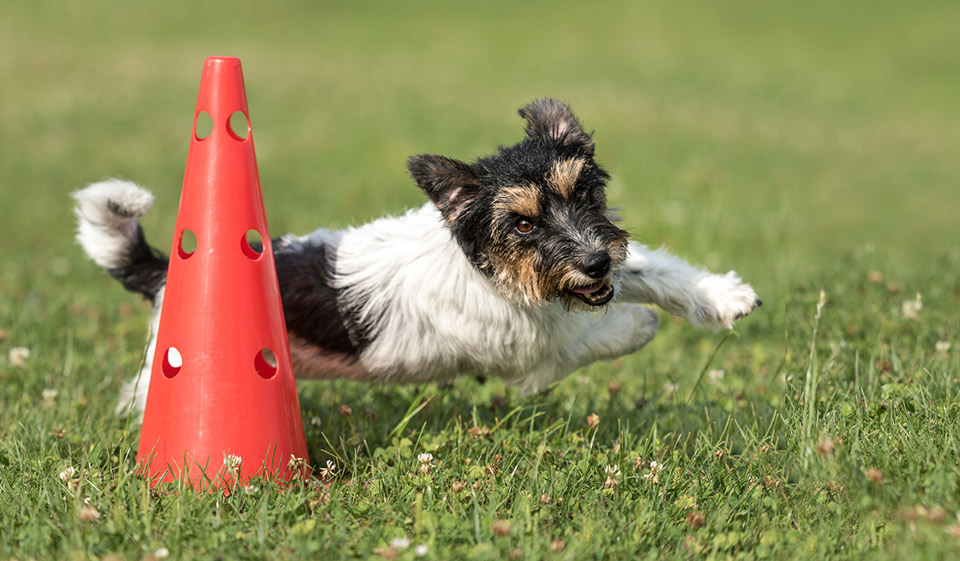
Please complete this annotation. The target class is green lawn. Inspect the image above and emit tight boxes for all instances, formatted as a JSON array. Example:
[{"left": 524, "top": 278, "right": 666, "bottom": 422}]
[{"left": 1, "top": 1, "right": 958, "bottom": 559}]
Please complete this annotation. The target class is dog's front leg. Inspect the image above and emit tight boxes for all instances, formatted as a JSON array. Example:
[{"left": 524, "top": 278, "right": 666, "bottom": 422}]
[
  {"left": 509, "top": 305, "right": 660, "bottom": 395},
  {"left": 617, "top": 242, "right": 761, "bottom": 330},
  {"left": 571, "top": 304, "right": 661, "bottom": 368}
]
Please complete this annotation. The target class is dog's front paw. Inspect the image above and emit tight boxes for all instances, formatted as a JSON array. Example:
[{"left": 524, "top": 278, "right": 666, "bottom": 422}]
[{"left": 693, "top": 272, "right": 761, "bottom": 330}]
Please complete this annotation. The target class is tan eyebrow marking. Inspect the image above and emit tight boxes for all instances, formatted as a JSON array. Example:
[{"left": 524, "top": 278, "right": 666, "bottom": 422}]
[
  {"left": 493, "top": 184, "right": 541, "bottom": 219},
  {"left": 546, "top": 158, "right": 586, "bottom": 198}
]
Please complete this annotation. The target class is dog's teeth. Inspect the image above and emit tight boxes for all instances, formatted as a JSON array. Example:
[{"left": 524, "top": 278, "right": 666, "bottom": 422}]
[{"left": 567, "top": 279, "right": 613, "bottom": 307}]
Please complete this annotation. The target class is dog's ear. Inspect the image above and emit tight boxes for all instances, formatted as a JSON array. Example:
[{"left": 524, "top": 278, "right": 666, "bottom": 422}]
[
  {"left": 408, "top": 155, "right": 480, "bottom": 221},
  {"left": 518, "top": 98, "right": 594, "bottom": 155}
]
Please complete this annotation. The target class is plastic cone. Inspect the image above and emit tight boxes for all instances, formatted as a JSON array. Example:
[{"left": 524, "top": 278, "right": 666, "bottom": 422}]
[{"left": 136, "top": 56, "right": 309, "bottom": 490}]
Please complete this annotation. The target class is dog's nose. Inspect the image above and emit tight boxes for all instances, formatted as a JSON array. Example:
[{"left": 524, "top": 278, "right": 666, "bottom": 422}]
[{"left": 581, "top": 251, "right": 611, "bottom": 279}]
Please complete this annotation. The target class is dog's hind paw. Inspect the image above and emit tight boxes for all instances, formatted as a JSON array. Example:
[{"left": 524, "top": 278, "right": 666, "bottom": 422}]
[{"left": 693, "top": 271, "right": 761, "bottom": 330}]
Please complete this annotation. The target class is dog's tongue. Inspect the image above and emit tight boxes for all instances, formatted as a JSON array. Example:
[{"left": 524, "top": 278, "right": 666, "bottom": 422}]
[{"left": 570, "top": 280, "right": 604, "bottom": 295}]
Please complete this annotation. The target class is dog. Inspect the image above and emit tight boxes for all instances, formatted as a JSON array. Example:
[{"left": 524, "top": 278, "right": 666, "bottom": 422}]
[{"left": 73, "top": 98, "right": 761, "bottom": 418}]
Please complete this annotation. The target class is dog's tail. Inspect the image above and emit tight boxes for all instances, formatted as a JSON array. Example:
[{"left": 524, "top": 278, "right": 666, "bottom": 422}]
[{"left": 73, "top": 179, "right": 169, "bottom": 303}]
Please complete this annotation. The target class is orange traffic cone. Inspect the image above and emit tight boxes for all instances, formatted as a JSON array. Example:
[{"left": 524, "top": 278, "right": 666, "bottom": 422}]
[{"left": 136, "top": 56, "right": 309, "bottom": 490}]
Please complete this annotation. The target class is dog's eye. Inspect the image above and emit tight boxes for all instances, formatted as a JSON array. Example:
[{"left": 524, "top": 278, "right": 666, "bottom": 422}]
[
  {"left": 515, "top": 218, "right": 535, "bottom": 234},
  {"left": 577, "top": 186, "right": 592, "bottom": 204}
]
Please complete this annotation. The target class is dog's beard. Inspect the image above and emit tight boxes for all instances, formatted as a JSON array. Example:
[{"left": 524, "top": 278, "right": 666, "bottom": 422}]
[
  {"left": 553, "top": 268, "right": 620, "bottom": 312},
  {"left": 484, "top": 255, "right": 620, "bottom": 312}
]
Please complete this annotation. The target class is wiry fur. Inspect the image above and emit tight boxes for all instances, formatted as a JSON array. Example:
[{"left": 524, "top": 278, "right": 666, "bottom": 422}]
[{"left": 74, "top": 99, "right": 761, "bottom": 419}]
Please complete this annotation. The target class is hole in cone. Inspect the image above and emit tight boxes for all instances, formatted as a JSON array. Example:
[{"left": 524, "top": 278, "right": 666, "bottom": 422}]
[
  {"left": 162, "top": 347, "right": 182, "bottom": 378},
  {"left": 242, "top": 229, "right": 264, "bottom": 260},
  {"left": 255, "top": 348, "right": 278, "bottom": 379},
  {"left": 195, "top": 111, "right": 213, "bottom": 140},
  {"left": 228, "top": 111, "right": 250, "bottom": 141},
  {"left": 178, "top": 229, "right": 197, "bottom": 259}
]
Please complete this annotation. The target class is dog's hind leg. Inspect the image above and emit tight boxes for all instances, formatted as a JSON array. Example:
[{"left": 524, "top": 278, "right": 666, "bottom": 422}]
[
  {"left": 618, "top": 242, "right": 761, "bottom": 330},
  {"left": 115, "top": 293, "right": 162, "bottom": 421}
]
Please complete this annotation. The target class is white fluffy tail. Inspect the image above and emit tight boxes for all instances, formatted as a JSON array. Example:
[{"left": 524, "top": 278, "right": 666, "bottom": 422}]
[
  {"left": 73, "top": 179, "right": 168, "bottom": 302},
  {"left": 73, "top": 179, "right": 155, "bottom": 269}
]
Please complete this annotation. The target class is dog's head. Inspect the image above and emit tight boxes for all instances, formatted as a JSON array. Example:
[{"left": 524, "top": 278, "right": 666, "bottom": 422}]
[{"left": 409, "top": 98, "right": 630, "bottom": 310}]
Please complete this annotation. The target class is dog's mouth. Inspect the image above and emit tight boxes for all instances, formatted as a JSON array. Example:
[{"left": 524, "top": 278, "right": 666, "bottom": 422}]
[{"left": 566, "top": 279, "right": 614, "bottom": 306}]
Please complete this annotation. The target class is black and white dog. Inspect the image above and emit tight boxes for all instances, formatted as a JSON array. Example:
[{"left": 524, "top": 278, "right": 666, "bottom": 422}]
[{"left": 74, "top": 99, "right": 760, "bottom": 417}]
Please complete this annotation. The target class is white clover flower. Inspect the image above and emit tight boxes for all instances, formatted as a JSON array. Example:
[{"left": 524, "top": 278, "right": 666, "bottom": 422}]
[
  {"left": 318, "top": 460, "right": 337, "bottom": 479},
  {"left": 708, "top": 369, "right": 725, "bottom": 382},
  {"left": 902, "top": 293, "right": 923, "bottom": 320},
  {"left": 390, "top": 537, "right": 410, "bottom": 550},
  {"left": 417, "top": 453, "right": 436, "bottom": 474},
  {"left": 42, "top": 388, "right": 58, "bottom": 400},
  {"left": 603, "top": 464, "right": 622, "bottom": 489},
  {"left": 642, "top": 461, "right": 666, "bottom": 483},
  {"left": 9, "top": 347, "right": 30, "bottom": 368},
  {"left": 154, "top": 547, "right": 170, "bottom": 559},
  {"left": 287, "top": 454, "right": 308, "bottom": 472},
  {"left": 415, "top": 544, "right": 429, "bottom": 557},
  {"left": 936, "top": 341, "right": 952, "bottom": 353},
  {"left": 243, "top": 485, "right": 259, "bottom": 495},
  {"left": 59, "top": 466, "right": 76, "bottom": 481},
  {"left": 223, "top": 454, "right": 242, "bottom": 470}
]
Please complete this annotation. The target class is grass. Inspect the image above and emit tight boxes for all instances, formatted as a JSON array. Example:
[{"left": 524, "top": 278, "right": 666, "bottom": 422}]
[{"left": 1, "top": 0, "right": 958, "bottom": 559}]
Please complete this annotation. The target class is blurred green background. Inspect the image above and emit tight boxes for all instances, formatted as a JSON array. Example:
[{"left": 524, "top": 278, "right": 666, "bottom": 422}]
[
  {"left": 2, "top": 0, "right": 957, "bottom": 288},
  {"left": 2, "top": 1, "right": 959, "bottom": 558}
]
